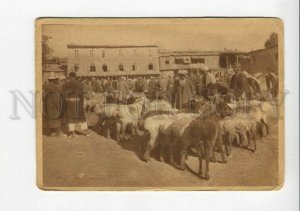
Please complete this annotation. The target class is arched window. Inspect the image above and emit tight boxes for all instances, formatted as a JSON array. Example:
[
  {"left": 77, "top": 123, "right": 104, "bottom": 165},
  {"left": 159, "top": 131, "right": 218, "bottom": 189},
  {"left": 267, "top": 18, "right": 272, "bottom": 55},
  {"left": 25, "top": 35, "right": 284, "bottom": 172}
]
[
  {"left": 102, "top": 64, "right": 108, "bottom": 72},
  {"left": 119, "top": 64, "right": 124, "bottom": 71}
]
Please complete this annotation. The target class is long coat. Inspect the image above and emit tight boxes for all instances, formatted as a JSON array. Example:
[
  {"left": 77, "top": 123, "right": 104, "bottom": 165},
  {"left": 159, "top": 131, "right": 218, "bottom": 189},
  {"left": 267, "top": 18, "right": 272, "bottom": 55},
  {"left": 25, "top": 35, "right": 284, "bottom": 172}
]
[
  {"left": 43, "top": 82, "right": 63, "bottom": 128},
  {"left": 173, "top": 78, "right": 195, "bottom": 109},
  {"left": 229, "top": 72, "right": 251, "bottom": 99},
  {"left": 62, "top": 78, "right": 85, "bottom": 121}
]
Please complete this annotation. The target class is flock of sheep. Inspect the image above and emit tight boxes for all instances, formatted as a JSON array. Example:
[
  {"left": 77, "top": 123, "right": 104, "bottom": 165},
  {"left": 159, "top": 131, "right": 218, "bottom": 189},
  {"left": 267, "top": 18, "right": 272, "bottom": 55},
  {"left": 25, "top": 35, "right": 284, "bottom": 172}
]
[{"left": 85, "top": 93, "right": 274, "bottom": 180}]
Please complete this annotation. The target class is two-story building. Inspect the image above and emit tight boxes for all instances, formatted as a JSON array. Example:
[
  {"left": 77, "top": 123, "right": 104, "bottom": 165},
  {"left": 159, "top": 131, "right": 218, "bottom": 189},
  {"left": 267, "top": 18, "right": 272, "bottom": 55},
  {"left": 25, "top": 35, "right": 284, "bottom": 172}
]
[{"left": 67, "top": 44, "right": 160, "bottom": 77}]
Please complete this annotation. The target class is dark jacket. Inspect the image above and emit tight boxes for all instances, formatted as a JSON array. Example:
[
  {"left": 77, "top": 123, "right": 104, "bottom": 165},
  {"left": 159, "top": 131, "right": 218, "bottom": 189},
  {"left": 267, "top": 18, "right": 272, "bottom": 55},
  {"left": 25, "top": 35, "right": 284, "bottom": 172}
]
[
  {"left": 229, "top": 72, "right": 251, "bottom": 99},
  {"left": 62, "top": 78, "right": 85, "bottom": 121},
  {"left": 43, "top": 82, "right": 63, "bottom": 120}
]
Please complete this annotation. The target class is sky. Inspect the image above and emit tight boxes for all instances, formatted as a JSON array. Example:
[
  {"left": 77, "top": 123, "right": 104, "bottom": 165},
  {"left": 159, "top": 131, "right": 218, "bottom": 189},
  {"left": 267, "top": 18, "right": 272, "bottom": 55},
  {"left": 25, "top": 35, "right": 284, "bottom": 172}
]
[{"left": 42, "top": 19, "right": 282, "bottom": 58}]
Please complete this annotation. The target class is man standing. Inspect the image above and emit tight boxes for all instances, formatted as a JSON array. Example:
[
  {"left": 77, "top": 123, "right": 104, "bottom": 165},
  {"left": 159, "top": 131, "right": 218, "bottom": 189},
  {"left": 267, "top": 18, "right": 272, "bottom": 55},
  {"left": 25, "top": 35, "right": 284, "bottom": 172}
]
[
  {"left": 91, "top": 76, "right": 101, "bottom": 93},
  {"left": 135, "top": 76, "right": 145, "bottom": 92},
  {"left": 43, "top": 72, "right": 64, "bottom": 137},
  {"left": 173, "top": 70, "right": 195, "bottom": 109},
  {"left": 62, "top": 71, "right": 90, "bottom": 138},
  {"left": 148, "top": 76, "right": 158, "bottom": 99},
  {"left": 265, "top": 69, "right": 278, "bottom": 98},
  {"left": 229, "top": 62, "right": 252, "bottom": 100},
  {"left": 118, "top": 76, "right": 129, "bottom": 103}
]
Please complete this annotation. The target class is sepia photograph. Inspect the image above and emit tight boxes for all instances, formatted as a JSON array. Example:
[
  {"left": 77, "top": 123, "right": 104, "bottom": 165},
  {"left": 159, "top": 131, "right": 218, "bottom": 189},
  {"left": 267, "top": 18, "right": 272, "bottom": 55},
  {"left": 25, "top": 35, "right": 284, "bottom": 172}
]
[{"left": 36, "top": 18, "right": 284, "bottom": 190}]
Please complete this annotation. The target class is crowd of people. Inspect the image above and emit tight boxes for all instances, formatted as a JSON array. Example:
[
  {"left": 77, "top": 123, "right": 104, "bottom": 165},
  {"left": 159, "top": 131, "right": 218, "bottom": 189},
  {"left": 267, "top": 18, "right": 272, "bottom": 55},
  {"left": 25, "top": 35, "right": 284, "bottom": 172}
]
[{"left": 42, "top": 62, "right": 278, "bottom": 138}]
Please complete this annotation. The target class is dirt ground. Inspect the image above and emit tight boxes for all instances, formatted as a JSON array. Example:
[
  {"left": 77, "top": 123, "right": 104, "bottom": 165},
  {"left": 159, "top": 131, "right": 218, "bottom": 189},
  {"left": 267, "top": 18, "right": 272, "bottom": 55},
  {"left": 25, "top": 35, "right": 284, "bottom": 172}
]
[{"left": 42, "top": 120, "right": 279, "bottom": 189}]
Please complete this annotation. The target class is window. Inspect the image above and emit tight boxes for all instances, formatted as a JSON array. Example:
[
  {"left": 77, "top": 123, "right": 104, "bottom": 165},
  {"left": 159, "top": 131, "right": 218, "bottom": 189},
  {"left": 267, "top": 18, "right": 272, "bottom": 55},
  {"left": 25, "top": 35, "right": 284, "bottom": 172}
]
[
  {"left": 191, "top": 58, "right": 205, "bottom": 64},
  {"left": 90, "top": 49, "right": 94, "bottom": 57},
  {"left": 90, "top": 64, "right": 96, "bottom": 72},
  {"left": 132, "top": 64, "right": 137, "bottom": 71},
  {"left": 165, "top": 60, "right": 170, "bottom": 64},
  {"left": 148, "top": 50, "right": 152, "bottom": 57},
  {"left": 148, "top": 63, "right": 154, "bottom": 70},
  {"left": 102, "top": 50, "right": 105, "bottom": 58},
  {"left": 133, "top": 49, "right": 136, "bottom": 56},
  {"left": 102, "top": 64, "right": 108, "bottom": 72},
  {"left": 174, "top": 58, "right": 184, "bottom": 64},
  {"left": 119, "top": 49, "right": 123, "bottom": 57},
  {"left": 74, "top": 64, "right": 79, "bottom": 72},
  {"left": 119, "top": 64, "right": 124, "bottom": 71},
  {"left": 75, "top": 50, "right": 79, "bottom": 58}
]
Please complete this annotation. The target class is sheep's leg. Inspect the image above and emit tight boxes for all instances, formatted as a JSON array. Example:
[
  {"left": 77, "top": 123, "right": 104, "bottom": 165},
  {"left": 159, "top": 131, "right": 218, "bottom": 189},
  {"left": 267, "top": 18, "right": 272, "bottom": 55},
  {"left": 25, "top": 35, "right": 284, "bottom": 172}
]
[
  {"left": 226, "top": 134, "right": 233, "bottom": 156},
  {"left": 169, "top": 141, "right": 174, "bottom": 165},
  {"left": 178, "top": 148, "right": 187, "bottom": 171},
  {"left": 253, "top": 137, "right": 257, "bottom": 152},
  {"left": 197, "top": 144, "right": 203, "bottom": 177},
  {"left": 251, "top": 130, "right": 257, "bottom": 153},
  {"left": 131, "top": 123, "right": 136, "bottom": 136},
  {"left": 261, "top": 119, "right": 269, "bottom": 136},
  {"left": 236, "top": 133, "right": 241, "bottom": 147},
  {"left": 158, "top": 143, "right": 165, "bottom": 162},
  {"left": 143, "top": 133, "right": 157, "bottom": 162},
  {"left": 246, "top": 131, "right": 251, "bottom": 149},
  {"left": 116, "top": 122, "right": 121, "bottom": 142},
  {"left": 210, "top": 146, "right": 217, "bottom": 163},
  {"left": 257, "top": 123, "right": 263, "bottom": 138},
  {"left": 121, "top": 123, "right": 127, "bottom": 141},
  {"left": 204, "top": 146, "right": 211, "bottom": 180},
  {"left": 219, "top": 145, "right": 227, "bottom": 163}
]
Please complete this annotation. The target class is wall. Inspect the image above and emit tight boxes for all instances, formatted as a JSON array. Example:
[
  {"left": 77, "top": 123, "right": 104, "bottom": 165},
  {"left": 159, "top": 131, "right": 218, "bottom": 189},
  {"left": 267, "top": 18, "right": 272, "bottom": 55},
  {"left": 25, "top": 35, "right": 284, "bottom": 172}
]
[
  {"left": 67, "top": 46, "right": 160, "bottom": 77},
  {"left": 247, "top": 46, "right": 278, "bottom": 74},
  {"left": 159, "top": 53, "right": 220, "bottom": 72}
]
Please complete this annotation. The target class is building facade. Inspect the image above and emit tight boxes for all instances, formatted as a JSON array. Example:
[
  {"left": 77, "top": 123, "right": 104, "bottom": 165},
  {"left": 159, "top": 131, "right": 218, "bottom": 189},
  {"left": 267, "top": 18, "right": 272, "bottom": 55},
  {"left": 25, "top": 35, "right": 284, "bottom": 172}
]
[
  {"left": 247, "top": 45, "right": 278, "bottom": 74},
  {"left": 159, "top": 51, "right": 220, "bottom": 73},
  {"left": 67, "top": 44, "right": 160, "bottom": 77}
]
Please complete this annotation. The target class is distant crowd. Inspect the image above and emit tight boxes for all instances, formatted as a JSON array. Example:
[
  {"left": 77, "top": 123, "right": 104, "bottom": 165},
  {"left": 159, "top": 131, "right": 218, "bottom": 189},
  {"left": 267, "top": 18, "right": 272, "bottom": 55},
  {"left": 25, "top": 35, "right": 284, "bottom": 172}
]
[{"left": 42, "top": 62, "right": 278, "bottom": 138}]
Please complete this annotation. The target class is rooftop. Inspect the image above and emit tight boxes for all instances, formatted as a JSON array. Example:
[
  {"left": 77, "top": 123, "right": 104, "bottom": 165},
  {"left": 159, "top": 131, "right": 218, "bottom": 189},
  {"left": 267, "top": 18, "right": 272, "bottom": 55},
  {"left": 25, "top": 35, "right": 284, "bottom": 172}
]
[
  {"left": 159, "top": 50, "right": 220, "bottom": 57},
  {"left": 249, "top": 45, "right": 278, "bottom": 54},
  {"left": 67, "top": 44, "right": 158, "bottom": 49}
]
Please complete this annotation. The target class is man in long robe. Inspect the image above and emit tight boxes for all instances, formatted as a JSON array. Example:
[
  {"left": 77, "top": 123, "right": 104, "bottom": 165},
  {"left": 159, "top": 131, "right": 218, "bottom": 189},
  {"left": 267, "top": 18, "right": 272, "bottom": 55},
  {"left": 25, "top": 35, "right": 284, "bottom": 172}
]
[
  {"left": 173, "top": 70, "right": 195, "bottom": 109},
  {"left": 62, "top": 72, "right": 90, "bottom": 138},
  {"left": 43, "top": 72, "right": 64, "bottom": 136}
]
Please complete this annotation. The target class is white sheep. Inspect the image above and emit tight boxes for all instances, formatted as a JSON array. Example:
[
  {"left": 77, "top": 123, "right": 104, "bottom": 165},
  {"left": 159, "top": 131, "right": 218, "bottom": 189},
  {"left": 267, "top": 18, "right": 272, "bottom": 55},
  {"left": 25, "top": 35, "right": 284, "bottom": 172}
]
[{"left": 94, "top": 97, "right": 149, "bottom": 142}]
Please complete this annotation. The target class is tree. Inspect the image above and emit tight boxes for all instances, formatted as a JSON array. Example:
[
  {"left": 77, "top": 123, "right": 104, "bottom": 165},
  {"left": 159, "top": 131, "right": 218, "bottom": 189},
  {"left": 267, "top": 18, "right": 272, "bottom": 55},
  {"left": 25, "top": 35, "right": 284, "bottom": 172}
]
[
  {"left": 42, "top": 35, "right": 53, "bottom": 67},
  {"left": 264, "top": 32, "right": 278, "bottom": 48}
]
